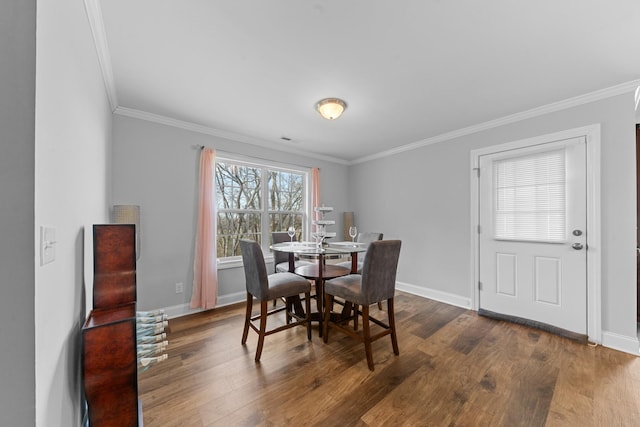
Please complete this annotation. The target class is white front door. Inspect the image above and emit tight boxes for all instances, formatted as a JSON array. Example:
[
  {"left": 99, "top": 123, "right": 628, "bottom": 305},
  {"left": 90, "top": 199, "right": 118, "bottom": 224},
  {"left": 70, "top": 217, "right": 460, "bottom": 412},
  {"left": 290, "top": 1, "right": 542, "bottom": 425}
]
[{"left": 478, "top": 136, "right": 587, "bottom": 334}]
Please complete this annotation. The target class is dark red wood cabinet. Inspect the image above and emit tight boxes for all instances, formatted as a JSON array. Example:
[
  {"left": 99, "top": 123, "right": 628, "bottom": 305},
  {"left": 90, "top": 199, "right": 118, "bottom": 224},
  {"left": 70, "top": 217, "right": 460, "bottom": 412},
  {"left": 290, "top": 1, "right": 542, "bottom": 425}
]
[{"left": 82, "top": 224, "right": 142, "bottom": 426}]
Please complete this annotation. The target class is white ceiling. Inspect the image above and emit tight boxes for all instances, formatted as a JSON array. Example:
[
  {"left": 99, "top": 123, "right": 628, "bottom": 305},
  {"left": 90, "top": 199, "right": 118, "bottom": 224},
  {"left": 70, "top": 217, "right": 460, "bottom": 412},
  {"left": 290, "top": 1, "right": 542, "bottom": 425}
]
[{"left": 96, "top": 0, "right": 640, "bottom": 163}]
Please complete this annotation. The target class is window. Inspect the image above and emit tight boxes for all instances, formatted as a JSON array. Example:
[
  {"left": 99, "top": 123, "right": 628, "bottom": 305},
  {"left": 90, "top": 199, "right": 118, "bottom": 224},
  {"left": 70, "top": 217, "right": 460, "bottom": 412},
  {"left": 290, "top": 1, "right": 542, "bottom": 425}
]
[
  {"left": 215, "top": 158, "right": 307, "bottom": 259},
  {"left": 493, "top": 149, "right": 566, "bottom": 242}
]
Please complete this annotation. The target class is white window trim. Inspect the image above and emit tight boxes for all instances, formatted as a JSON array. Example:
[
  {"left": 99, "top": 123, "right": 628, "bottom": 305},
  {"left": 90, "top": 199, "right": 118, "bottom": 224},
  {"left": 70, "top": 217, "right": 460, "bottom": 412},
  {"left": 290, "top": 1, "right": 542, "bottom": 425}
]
[{"left": 215, "top": 153, "right": 311, "bottom": 262}]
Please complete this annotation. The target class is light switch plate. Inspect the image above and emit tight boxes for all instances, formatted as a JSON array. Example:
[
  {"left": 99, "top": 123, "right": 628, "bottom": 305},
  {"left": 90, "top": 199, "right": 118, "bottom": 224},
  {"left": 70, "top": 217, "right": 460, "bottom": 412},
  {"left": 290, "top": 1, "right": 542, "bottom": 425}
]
[{"left": 40, "top": 226, "right": 56, "bottom": 265}]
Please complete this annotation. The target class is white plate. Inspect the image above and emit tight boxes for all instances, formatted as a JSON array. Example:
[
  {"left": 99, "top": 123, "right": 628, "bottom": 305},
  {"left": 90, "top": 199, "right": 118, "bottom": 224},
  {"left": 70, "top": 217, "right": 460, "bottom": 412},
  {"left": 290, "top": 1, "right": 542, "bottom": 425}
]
[
  {"left": 328, "top": 241, "right": 365, "bottom": 248},
  {"left": 312, "top": 232, "right": 337, "bottom": 238},
  {"left": 314, "top": 206, "right": 334, "bottom": 212}
]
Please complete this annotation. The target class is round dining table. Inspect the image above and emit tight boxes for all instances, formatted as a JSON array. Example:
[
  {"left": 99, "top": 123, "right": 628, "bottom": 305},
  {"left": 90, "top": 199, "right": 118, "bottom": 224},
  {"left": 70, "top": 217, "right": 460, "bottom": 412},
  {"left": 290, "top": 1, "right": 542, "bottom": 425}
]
[{"left": 270, "top": 241, "right": 368, "bottom": 336}]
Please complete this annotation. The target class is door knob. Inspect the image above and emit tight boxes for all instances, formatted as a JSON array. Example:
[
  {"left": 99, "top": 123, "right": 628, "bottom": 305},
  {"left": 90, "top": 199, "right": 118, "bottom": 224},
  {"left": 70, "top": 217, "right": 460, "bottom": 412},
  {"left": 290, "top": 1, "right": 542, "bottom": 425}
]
[{"left": 571, "top": 243, "right": 584, "bottom": 250}]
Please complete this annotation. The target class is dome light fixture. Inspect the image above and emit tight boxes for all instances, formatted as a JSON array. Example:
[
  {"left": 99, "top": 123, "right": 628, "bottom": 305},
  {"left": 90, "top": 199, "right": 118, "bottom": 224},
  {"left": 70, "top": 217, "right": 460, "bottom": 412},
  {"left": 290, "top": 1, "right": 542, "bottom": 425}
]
[{"left": 315, "top": 98, "right": 347, "bottom": 120}]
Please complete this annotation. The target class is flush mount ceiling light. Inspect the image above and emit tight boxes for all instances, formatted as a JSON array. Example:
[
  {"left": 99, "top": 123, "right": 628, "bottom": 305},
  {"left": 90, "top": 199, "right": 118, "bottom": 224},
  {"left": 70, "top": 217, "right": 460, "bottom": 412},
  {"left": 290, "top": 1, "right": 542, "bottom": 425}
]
[{"left": 315, "top": 98, "right": 347, "bottom": 120}]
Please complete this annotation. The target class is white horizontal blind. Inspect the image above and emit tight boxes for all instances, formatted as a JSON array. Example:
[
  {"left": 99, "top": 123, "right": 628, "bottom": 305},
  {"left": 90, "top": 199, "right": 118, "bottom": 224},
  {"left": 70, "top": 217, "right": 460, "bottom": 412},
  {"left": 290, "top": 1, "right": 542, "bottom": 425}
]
[{"left": 493, "top": 149, "right": 566, "bottom": 242}]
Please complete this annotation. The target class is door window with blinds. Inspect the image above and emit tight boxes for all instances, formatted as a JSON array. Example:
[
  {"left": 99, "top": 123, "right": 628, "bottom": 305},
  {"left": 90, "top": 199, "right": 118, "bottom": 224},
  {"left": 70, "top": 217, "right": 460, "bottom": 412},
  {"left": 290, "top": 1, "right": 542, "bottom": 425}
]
[{"left": 493, "top": 149, "right": 566, "bottom": 242}]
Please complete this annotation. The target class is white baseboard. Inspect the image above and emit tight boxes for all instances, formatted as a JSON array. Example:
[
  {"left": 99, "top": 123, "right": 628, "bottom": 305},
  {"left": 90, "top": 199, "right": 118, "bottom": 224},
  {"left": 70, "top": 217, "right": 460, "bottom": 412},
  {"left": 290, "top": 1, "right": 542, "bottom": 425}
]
[
  {"left": 163, "top": 284, "right": 470, "bottom": 319},
  {"left": 162, "top": 291, "right": 246, "bottom": 319},
  {"left": 162, "top": 303, "right": 202, "bottom": 319},
  {"left": 396, "top": 281, "right": 473, "bottom": 310},
  {"left": 162, "top": 285, "right": 640, "bottom": 358},
  {"left": 601, "top": 330, "right": 640, "bottom": 355},
  {"left": 397, "top": 283, "right": 639, "bottom": 357}
]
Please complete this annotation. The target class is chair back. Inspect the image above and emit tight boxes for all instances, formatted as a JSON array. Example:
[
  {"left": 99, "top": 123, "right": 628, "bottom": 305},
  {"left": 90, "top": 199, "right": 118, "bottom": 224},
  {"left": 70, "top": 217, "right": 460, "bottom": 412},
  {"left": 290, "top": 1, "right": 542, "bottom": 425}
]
[
  {"left": 357, "top": 232, "right": 383, "bottom": 244},
  {"left": 272, "top": 231, "right": 294, "bottom": 270},
  {"left": 360, "top": 240, "right": 401, "bottom": 304},
  {"left": 240, "top": 240, "right": 269, "bottom": 300}
]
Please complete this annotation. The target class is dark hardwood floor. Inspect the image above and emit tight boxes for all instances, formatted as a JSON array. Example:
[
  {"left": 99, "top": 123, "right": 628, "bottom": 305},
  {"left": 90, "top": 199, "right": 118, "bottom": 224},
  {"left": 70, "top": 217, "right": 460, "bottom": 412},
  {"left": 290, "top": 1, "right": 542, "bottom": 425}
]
[{"left": 138, "top": 292, "right": 640, "bottom": 426}]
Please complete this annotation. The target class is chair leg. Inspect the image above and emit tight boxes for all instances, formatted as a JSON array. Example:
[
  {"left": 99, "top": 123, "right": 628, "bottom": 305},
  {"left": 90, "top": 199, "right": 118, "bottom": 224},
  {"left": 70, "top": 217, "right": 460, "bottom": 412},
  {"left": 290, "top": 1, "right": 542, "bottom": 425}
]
[
  {"left": 388, "top": 298, "right": 399, "bottom": 355},
  {"left": 305, "top": 291, "right": 312, "bottom": 341},
  {"left": 323, "top": 293, "right": 332, "bottom": 343},
  {"left": 255, "top": 300, "right": 268, "bottom": 362},
  {"left": 317, "top": 280, "right": 324, "bottom": 337},
  {"left": 241, "top": 292, "right": 252, "bottom": 345},
  {"left": 362, "top": 304, "right": 375, "bottom": 371},
  {"left": 285, "top": 297, "right": 292, "bottom": 324},
  {"left": 377, "top": 301, "right": 383, "bottom": 310},
  {"left": 353, "top": 304, "right": 359, "bottom": 331}
]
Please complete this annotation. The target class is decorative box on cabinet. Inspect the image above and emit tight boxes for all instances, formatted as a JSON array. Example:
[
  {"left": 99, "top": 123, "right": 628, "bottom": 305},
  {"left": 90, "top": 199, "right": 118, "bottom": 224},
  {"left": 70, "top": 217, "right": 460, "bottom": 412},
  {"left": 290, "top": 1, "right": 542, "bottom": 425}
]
[{"left": 82, "top": 224, "right": 142, "bottom": 426}]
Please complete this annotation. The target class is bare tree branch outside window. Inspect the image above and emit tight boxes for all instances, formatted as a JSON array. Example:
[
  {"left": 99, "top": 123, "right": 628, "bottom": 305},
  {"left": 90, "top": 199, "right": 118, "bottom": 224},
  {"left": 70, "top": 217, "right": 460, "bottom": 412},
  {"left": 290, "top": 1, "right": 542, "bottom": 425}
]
[{"left": 215, "top": 161, "right": 306, "bottom": 258}]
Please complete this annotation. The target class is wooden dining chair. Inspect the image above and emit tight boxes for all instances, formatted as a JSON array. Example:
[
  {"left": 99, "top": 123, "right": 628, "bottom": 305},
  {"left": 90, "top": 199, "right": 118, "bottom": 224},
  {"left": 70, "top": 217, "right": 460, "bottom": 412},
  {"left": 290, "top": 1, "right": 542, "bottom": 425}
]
[
  {"left": 271, "top": 231, "right": 314, "bottom": 313},
  {"left": 322, "top": 240, "right": 401, "bottom": 371},
  {"left": 336, "top": 231, "right": 384, "bottom": 314},
  {"left": 240, "top": 239, "right": 312, "bottom": 362},
  {"left": 336, "top": 232, "right": 383, "bottom": 274},
  {"left": 271, "top": 231, "right": 312, "bottom": 273}
]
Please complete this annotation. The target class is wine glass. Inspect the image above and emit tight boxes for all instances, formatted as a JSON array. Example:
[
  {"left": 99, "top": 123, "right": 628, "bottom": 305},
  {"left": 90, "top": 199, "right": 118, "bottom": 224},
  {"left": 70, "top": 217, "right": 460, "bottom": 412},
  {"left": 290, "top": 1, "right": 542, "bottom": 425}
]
[
  {"left": 349, "top": 226, "right": 358, "bottom": 243},
  {"left": 287, "top": 226, "right": 295, "bottom": 244}
]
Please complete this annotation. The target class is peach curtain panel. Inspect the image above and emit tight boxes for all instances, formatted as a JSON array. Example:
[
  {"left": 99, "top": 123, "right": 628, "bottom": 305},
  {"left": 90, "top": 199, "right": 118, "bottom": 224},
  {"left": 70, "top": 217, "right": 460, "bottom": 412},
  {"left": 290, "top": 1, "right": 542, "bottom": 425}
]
[
  {"left": 311, "top": 167, "right": 320, "bottom": 233},
  {"left": 191, "top": 148, "right": 218, "bottom": 309}
]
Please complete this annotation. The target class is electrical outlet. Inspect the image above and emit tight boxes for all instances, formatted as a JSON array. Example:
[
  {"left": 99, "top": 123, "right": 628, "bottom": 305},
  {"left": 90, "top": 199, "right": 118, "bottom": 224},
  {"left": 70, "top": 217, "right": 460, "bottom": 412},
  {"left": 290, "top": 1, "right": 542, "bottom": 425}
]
[{"left": 175, "top": 282, "right": 184, "bottom": 293}]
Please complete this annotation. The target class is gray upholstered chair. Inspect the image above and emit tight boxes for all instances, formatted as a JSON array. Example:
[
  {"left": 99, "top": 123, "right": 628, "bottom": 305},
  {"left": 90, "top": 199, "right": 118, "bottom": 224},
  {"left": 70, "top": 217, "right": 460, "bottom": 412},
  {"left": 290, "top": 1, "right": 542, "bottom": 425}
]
[
  {"left": 323, "top": 240, "right": 401, "bottom": 370},
  {"left": 336, "top": 232, "right": 383, "bottom": 274},
  {"left": 356, "top": 232, "right": 384, "bottom": 245},
  {"left": 240, "top": 239, "right": 312, "bottom": 362},
  {"left": 336, "top": 232, "right": 384, "bottom": 312},
  {"left": 271, "top": 231, "right": 312, "bottom": 273}
]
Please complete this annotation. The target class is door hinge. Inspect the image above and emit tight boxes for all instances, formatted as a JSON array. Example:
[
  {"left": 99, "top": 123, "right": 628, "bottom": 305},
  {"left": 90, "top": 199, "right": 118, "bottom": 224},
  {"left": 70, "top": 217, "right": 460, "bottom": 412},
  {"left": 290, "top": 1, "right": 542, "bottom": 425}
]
[
  {"left": 478, "top": 281, "right": 483, "bottom": 290},
  {"left": 473, "top": 167, "right": 480, "bottom": 177},
  {"left": 477, "top": 225, "right": 481, "bottom": 234}
]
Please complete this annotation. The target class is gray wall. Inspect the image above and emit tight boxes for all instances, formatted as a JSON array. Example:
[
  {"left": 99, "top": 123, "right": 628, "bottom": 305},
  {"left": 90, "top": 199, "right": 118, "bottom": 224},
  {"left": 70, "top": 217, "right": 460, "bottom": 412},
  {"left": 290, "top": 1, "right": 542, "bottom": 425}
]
[
  {"left": 349, "top": 93, "right": 637, "bottom": 343},
  {"left": 34, "top": 0, "right": 113, "bottom": 425},
  {"left": 112, "top": 115, "right": 349, "bottom": 313},
  {"left": 114, "top": 93, "right": 638, "bottom": 349},
  {"left": 1, "top": 2, "right": 634, "bottom": 425},
  {"left": 0, "top": 0, "right": 36, "bottom": 425}
]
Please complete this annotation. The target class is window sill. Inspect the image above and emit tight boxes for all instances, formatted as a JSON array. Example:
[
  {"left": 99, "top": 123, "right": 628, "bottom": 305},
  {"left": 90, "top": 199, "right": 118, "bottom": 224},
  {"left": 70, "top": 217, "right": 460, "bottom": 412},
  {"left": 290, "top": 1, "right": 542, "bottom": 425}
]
[{"left": 217, "top": 255, "right": 275, "bottom": 270}]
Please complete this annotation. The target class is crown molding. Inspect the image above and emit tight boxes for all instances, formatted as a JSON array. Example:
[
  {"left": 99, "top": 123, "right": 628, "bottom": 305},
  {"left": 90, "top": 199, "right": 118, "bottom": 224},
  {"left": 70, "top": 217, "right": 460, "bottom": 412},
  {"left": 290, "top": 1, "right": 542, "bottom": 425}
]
[
  {"left": 85, "top": 1, "right": 638, "bottom": 166},
  {"left": 84, "top": 0, "right": 118, "bottom": 111},
  {"left": 85, "top": 0, "right": 346, "bottom": 165},
  {"left": 352, "top": 79, "right": 640, "bottom": 165},
  {"left": 114, "top": 107, "right": 350, "bottom": 165},
  {"left": 113, "top": 77, "right": 638, "bottom": 167}
]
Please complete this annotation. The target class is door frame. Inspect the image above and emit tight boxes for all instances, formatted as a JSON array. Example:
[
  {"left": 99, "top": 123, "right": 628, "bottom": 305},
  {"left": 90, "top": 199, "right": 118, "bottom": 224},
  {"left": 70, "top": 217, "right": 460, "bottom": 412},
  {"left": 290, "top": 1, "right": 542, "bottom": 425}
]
[{"left": 470, "top": 124, "right": 602, "bottom": 343}]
